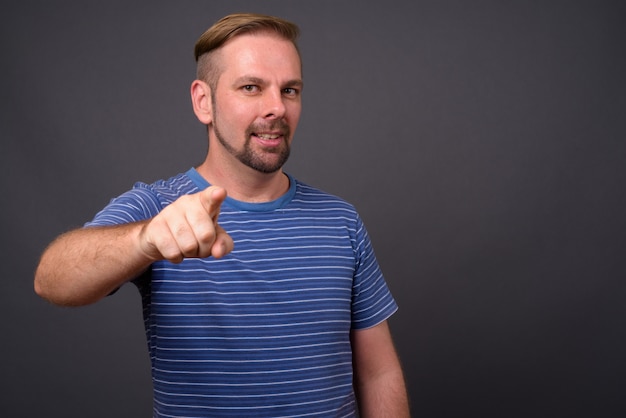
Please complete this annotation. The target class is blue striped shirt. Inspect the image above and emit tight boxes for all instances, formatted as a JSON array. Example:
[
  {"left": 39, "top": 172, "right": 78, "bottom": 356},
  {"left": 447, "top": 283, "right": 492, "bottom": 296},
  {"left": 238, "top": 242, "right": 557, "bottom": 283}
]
[{"left": 87, "top": 168, "right": 398, "bottom": 417}]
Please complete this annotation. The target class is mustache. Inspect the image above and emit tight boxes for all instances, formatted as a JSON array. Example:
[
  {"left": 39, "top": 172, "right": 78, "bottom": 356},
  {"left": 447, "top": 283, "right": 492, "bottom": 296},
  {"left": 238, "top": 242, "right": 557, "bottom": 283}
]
[{"left": 246, "top": 120, "right": 290, "bottom": 136}]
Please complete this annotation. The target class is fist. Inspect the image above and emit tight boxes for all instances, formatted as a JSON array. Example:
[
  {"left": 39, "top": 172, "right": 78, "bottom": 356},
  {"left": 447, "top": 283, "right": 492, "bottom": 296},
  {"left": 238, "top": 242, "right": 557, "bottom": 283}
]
[{"left": 138, "top": 186, "right": 234, "bottom": 263}]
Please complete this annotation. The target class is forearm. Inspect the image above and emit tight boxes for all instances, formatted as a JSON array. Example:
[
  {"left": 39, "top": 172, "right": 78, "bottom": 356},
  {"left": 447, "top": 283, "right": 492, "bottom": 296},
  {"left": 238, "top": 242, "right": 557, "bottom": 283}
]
[
  {"left": 351, "top": 322, "right": 411, "bottom": 417},
  {"left": 355, "top": 367, "right": 410, "bottom": 418},
  {"left": 34, "top": 222, "right": 153, "bottom": 306}
]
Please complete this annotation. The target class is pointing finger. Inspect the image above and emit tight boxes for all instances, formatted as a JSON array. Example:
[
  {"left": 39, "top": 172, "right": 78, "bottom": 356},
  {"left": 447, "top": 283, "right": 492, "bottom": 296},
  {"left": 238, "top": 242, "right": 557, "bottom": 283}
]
[{"left": 198, "top": 186, "right": 227, "bottom": 220}]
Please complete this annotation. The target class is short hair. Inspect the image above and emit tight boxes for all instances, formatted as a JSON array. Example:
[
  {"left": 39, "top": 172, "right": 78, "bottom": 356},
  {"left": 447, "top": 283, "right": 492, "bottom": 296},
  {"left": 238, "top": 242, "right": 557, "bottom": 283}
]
[{"left": 194, "top": 13, "right": 300, "bottom": 90}]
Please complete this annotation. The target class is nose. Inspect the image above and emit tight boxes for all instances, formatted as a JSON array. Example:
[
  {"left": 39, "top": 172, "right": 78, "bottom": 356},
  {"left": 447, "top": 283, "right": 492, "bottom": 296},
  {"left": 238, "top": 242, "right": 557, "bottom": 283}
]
[{"left": 262, "top": 89, "right": 286, "bottom": 119}]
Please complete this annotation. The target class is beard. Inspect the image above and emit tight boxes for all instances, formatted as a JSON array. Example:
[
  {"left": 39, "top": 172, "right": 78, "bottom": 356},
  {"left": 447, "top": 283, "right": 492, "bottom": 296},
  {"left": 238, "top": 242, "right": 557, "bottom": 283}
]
[{"left": 214, "top": 117, "right": 291, "bottom": 174}]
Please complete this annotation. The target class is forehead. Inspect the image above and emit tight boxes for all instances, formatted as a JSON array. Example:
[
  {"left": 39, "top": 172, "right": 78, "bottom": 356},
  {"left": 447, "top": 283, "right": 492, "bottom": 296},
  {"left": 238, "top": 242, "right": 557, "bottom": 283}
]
[{"left": 217, "top": 32, "right": 302, "bottom": 79}]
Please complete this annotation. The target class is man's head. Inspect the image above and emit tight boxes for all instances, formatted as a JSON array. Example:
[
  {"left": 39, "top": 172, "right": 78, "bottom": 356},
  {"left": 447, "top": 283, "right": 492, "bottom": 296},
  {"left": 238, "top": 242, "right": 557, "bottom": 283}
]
[
  {"left": 191, "top": 14, "right": 303, "bottom": 175},
  {"left": 195, "top": 13, "right": 300, "bottom": 93}
]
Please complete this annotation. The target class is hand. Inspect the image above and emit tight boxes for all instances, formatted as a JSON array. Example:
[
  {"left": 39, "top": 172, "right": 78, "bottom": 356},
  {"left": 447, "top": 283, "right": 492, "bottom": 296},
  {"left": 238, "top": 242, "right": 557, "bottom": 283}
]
[{"left": 138, "top": 186, "right": 234, "bottom": 263}]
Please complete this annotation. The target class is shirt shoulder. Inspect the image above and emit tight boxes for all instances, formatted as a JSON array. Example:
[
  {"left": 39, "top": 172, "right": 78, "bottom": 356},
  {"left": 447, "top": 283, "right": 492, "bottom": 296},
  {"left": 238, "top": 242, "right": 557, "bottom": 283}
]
[{"left": 86, "top": 170, "right": 199, "bottom": 226}]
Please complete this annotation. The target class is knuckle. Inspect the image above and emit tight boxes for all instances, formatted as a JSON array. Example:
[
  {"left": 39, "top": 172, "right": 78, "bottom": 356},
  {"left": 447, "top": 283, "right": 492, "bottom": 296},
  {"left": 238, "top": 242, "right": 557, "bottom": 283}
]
[
  {"left": 179, "top": 240, "right": 198, "bottom": 256},
  {"left": 159, "top": 243, "right": 183, "bottom": 263},
  {"left": 197, "top": 228, "right": 217, "bottom": 245}
]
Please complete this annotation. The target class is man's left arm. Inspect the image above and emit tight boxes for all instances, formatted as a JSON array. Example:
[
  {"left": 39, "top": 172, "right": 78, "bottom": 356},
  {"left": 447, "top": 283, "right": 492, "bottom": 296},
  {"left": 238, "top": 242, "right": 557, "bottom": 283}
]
[{"left": 351, "top": 320, "right": 410, "bottom": 417}]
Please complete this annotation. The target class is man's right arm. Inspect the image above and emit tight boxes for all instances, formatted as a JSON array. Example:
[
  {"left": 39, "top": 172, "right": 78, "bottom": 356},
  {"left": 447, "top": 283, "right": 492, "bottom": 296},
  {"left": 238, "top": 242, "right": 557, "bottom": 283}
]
[
  {"left": 34, "top": 186, "right": 233, "bottom": 307},
  {"left": 34, "top": 222, "right": 154, "bottom": 306}
]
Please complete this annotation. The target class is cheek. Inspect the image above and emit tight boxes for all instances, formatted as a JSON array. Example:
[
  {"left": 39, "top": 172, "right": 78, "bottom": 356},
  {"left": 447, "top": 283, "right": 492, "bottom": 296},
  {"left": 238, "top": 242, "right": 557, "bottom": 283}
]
[
  {"left": 218, "top": 101, "right": 254, "bottom": 130},
  {"left": 286, "top": 102, "right": 302, "bottom": 124}
]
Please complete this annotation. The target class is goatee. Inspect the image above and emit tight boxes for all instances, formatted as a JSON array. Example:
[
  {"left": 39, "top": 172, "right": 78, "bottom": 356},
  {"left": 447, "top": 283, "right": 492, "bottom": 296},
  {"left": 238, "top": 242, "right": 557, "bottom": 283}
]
[{"left": 215, "top": 120, "right": 291, "bottom": 174}]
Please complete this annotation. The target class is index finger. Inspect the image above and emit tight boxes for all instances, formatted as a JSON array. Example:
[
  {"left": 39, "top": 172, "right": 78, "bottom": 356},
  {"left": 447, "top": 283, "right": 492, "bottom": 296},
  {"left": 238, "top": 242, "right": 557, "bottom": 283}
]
[{"left": 198, "top": 186, "right": 227, "bottom": 221}]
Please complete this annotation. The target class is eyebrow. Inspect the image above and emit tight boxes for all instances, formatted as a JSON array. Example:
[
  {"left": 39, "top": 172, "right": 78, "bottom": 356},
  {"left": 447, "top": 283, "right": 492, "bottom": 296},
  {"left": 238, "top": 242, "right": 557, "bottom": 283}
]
[{"left": 285, "top": 79, "right": 304, "bottom": 90}]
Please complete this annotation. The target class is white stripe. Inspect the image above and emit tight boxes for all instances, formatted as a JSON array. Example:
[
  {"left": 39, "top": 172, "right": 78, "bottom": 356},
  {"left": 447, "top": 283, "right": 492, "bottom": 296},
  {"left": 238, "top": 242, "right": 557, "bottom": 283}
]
[{"left": 154, "top": 350, "right": 352, "bottom": 363}]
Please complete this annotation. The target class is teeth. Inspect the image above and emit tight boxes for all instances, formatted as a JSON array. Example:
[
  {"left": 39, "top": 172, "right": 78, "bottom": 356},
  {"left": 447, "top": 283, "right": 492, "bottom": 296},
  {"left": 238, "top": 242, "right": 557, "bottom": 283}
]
[{"left": 257, "top": 133, "right": 280, "bottom": 140}]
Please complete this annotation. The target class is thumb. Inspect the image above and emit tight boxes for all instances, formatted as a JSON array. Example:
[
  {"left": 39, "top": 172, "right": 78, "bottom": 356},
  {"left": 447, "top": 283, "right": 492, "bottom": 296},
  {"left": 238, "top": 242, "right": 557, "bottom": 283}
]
[{"left": 198, "top": 186, "right": 227, "bottom": 220}]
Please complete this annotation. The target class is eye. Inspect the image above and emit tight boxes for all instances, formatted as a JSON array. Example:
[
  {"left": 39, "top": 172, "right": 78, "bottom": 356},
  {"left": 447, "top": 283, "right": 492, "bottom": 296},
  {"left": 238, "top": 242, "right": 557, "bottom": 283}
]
[
  {"left": 282, "top": 87, "right": 299, "bottom": 97},
  {"left": 242, "top": 85, "right": 259, "bottom": 93}
]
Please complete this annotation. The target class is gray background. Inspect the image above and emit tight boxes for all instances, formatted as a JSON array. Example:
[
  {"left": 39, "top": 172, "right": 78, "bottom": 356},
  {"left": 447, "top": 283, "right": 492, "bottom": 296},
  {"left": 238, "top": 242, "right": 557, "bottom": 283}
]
[{"left": 2, "top": 1, "right": 625, "bottom": 416}]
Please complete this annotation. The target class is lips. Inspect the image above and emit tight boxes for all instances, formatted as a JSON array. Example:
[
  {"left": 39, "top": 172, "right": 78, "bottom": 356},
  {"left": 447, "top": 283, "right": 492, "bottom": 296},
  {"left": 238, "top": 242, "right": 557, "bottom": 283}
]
[
  {"left": 255, "top": 133, "right": 282, "bottom": 140},
  {"left": 252, "top": 132, "right": 284, "bottom": 147}
]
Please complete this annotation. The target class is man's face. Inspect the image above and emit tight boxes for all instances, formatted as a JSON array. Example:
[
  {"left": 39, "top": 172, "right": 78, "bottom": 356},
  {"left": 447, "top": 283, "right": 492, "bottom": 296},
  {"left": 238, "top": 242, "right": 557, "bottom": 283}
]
[{"left": 209, "top": 32, "right": 303, "bottom": 174}]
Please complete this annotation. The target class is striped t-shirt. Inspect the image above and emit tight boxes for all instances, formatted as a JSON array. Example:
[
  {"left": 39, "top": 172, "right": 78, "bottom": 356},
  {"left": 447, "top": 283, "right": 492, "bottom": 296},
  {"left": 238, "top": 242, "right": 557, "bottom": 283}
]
[{"left": 87, "top": 168, "right": 398, "bottom": 417}]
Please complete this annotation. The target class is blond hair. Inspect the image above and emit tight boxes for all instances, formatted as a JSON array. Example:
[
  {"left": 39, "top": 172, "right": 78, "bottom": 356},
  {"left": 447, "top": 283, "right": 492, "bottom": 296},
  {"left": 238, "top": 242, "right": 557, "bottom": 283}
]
[{"left": 195, "top": 13, "right": 300, "bottom": 90}]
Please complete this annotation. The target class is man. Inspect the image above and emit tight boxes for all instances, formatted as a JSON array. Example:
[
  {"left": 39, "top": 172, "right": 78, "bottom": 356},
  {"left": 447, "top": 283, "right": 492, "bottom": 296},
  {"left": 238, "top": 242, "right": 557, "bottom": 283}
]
[{"left": 35, "top": 13, "right": 409, "bottom": 417}]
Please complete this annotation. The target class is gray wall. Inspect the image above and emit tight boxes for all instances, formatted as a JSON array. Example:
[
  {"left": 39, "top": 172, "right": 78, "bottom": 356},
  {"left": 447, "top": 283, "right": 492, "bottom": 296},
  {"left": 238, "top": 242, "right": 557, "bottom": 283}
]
[{"left": 2, "top": 1, "right": 625, "bottom": 416}]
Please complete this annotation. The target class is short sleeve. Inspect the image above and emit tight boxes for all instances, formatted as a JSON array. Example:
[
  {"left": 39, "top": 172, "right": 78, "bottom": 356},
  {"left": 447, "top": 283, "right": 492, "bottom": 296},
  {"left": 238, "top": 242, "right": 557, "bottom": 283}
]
[
  {"left": 350, "top": 215, "right": 398, "bottom": 329},
  {"left": 84, "top": 182, "right": 164, "bottom": 227}
]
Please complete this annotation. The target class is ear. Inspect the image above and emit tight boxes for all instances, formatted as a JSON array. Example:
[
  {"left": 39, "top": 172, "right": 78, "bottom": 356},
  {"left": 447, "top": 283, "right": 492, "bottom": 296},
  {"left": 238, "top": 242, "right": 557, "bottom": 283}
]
[{"left": 190, "top": 80, "right": 213, "bottom": 125}]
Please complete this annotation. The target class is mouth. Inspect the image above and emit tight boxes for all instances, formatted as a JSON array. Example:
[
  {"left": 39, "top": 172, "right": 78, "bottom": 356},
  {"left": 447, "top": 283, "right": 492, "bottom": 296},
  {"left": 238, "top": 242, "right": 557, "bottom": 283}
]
[{"left": 252, "top": 132, "right": 284, "bottom": 146}]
